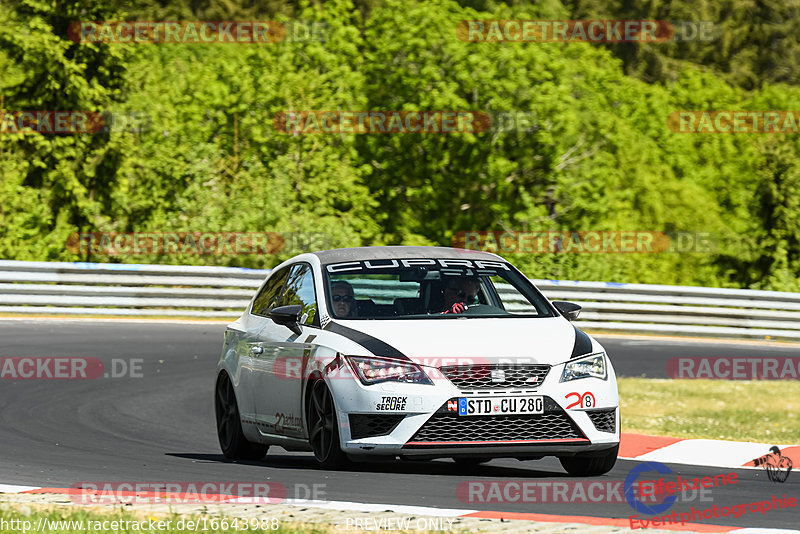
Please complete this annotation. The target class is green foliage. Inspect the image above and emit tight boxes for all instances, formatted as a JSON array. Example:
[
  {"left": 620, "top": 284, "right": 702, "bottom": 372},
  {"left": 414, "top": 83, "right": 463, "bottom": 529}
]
[
  {"left": 565, "top": 0, "right": 800, "bottom": 90},
  {"left": 0, "top": 0, "right": 134, "bottom": 259},
  {"left": 1, "top": 0, "right": 799, "bottom": 288}
]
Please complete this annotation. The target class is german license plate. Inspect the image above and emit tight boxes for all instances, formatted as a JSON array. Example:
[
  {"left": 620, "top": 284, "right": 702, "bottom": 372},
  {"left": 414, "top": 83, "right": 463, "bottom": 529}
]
[{"left": 458, "top": 396, "right": 543, "bottom": 416}]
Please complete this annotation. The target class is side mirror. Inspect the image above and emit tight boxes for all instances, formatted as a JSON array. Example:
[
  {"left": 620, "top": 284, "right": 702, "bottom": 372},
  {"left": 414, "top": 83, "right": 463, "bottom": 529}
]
[
  {"left": 553, "top": 300, "right": 581, "bottom": 321},
  {"left": 269, "top": 304, "right": 303, "bottom": 335}
]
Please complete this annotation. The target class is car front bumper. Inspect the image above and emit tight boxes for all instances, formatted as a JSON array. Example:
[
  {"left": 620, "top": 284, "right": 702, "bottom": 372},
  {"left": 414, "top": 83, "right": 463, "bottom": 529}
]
[{"left": 332, "top": 360, "right": 620, "bottom": 459}]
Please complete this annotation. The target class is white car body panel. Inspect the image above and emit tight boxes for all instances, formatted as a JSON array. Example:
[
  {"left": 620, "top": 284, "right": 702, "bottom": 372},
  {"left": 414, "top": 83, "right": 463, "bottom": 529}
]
[
  {"left": 216, "top": 246, "right": 620, "bottom": 462},
  {"left": 333, "top": 317, "right": 584, "bottom": 364}
]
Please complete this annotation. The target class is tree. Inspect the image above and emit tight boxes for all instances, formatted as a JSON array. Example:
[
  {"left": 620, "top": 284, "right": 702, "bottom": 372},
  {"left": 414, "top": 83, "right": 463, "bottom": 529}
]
[{"left": 0, "top": 0, "right": 134, "bottom": 259}]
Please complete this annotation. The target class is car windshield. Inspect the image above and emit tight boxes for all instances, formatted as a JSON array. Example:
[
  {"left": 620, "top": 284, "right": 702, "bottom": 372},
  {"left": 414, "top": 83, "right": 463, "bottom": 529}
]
[{"left": 323, "top": 258, "right": 555, "bottom": 319}]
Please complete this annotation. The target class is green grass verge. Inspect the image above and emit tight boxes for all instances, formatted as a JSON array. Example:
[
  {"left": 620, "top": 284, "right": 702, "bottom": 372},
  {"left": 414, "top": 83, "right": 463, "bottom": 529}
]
[
  {"left": 0, "top": 508, "right": 330, "bottom": 534},
  {"left": 618, "top": 377, "right": 800, "bottom": 443}
]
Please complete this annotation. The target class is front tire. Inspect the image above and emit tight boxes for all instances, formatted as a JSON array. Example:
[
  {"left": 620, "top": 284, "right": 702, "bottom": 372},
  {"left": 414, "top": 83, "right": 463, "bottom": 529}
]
[
  {"left": 559, "top": 444, "right": 618, "bottom": 476},
  {"left": 307, "top": 380, "right": 350, "bottom": 469},
  {"left": 215, "top": 372, "right": 268, "bottom": 460}
]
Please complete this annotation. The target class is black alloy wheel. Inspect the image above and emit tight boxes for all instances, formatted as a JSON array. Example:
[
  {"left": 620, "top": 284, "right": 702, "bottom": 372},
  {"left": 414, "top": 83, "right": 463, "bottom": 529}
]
[
  {"left": 307, "top": 380, "right": 350, "bottom": 469},
  {"left": 215, "top": 372, "right": 268, "bottom": 460}
]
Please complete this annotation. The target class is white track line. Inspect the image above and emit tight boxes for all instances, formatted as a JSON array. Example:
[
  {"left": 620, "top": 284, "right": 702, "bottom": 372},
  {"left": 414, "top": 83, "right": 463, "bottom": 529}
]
[
  {"left": 634, "top": 439, "right": 789, "bottom": 469},
  {"left": 0, "top": 484, "right": 41, "bottom": 493}
]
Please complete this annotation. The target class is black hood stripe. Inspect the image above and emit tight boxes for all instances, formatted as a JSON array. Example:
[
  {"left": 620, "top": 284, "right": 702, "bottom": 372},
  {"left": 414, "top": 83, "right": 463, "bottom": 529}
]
[
  {"left": 324, "top": 322, "right": 410, "bottom": 361},
  {"left": 570, "top": 326, "right": 593, "bottom": 359}
]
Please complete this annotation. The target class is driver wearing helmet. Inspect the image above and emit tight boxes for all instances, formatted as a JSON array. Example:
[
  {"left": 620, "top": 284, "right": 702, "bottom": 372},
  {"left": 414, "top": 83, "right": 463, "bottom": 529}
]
[{"left": 441, "top": 277, "right": 480, "bottom": 314}]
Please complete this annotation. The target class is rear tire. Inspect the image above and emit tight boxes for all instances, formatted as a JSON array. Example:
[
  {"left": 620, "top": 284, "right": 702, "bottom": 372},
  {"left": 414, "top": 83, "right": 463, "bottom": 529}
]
[
  {"left": 215, "top": 372, "right": 269, "bottom": 460},
  {"left": 307, "top": 380, "right": 350, "bottom": 469},
  {"left": 559, "top": 444, "right": 618, "bottom": 476}
]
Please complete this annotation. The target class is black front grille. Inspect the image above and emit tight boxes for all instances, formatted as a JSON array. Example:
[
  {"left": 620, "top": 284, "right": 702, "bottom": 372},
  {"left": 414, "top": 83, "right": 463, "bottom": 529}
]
[
  {"left": 406, "top": 406, "right": 584, "bottom": 446},
  {"left": 587, "top": 409, "right": 616, "bottom": 433},
  {"left": 349, "top": 414, "right": 405, "bottom": 439},
  {"left": 439, "top": 364, "right": 550, "bottom": 390}
]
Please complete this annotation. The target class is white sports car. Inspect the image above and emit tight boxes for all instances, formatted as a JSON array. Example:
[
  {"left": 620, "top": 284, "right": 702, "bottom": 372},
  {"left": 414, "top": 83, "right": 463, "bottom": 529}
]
[{"left": 215, "top": 246, "right": 619, "bottom": 475}]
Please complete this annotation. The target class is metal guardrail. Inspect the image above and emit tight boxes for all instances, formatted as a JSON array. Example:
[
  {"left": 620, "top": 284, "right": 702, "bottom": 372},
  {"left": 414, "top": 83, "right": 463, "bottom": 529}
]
[
  {"left": 1, "top": 260, "right": 799, "bottom": 339},
  {"left": 0, "top": 260, "right": 266, "bottom": 318},
  {"left": 533, "top": 280, "right": 800, "bottom": 339}
]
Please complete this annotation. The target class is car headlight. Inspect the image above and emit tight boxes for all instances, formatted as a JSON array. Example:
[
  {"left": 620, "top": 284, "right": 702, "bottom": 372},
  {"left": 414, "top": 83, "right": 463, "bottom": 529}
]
[
  {"left": 345, "top": 355, "right": 433, "bottom": 386},
  {"left": 560, "top": 352, "right": 607, "bottom": 382}
]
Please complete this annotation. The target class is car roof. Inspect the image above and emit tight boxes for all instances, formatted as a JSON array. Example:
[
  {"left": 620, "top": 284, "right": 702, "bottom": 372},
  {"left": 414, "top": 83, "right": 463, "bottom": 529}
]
[{"left": 311, "top": 246, "right": 503, "bottom": 265}]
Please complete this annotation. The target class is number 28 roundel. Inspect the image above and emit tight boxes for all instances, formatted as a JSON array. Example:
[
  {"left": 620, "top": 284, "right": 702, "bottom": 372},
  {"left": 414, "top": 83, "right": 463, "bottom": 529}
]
[{"left": 565, "top": 391, "right": 595, "bottom": 409}]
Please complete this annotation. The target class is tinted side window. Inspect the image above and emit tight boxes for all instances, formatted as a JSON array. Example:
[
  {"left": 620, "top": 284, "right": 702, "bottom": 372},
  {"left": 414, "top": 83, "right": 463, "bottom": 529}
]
[
  {"left": 278, "top": 264, "right": 318, "bottom": 326},
  {"left": 251, "top": 267, "right": 290, "bottom": 316}
]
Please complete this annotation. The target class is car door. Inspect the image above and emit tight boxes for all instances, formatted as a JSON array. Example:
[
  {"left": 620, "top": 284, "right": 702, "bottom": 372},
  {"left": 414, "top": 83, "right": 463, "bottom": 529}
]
[
  {"left": 252, "top": 262, "right": 319, "bottom": 438},
  {"left": 244, "top": 265, "right": 291, "bottom": 422}
]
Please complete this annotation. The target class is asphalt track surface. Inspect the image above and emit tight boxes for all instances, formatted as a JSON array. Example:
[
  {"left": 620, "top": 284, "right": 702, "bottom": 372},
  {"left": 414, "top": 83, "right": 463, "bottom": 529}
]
[{"left": 0, "top": 319, "right": 797, "bottom": 529}]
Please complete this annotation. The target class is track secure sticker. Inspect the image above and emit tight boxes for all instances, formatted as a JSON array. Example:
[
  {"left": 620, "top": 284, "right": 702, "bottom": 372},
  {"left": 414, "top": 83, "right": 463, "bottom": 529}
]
[{"left": 376, "top": 396, "right": 407, "bottom": 411}]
